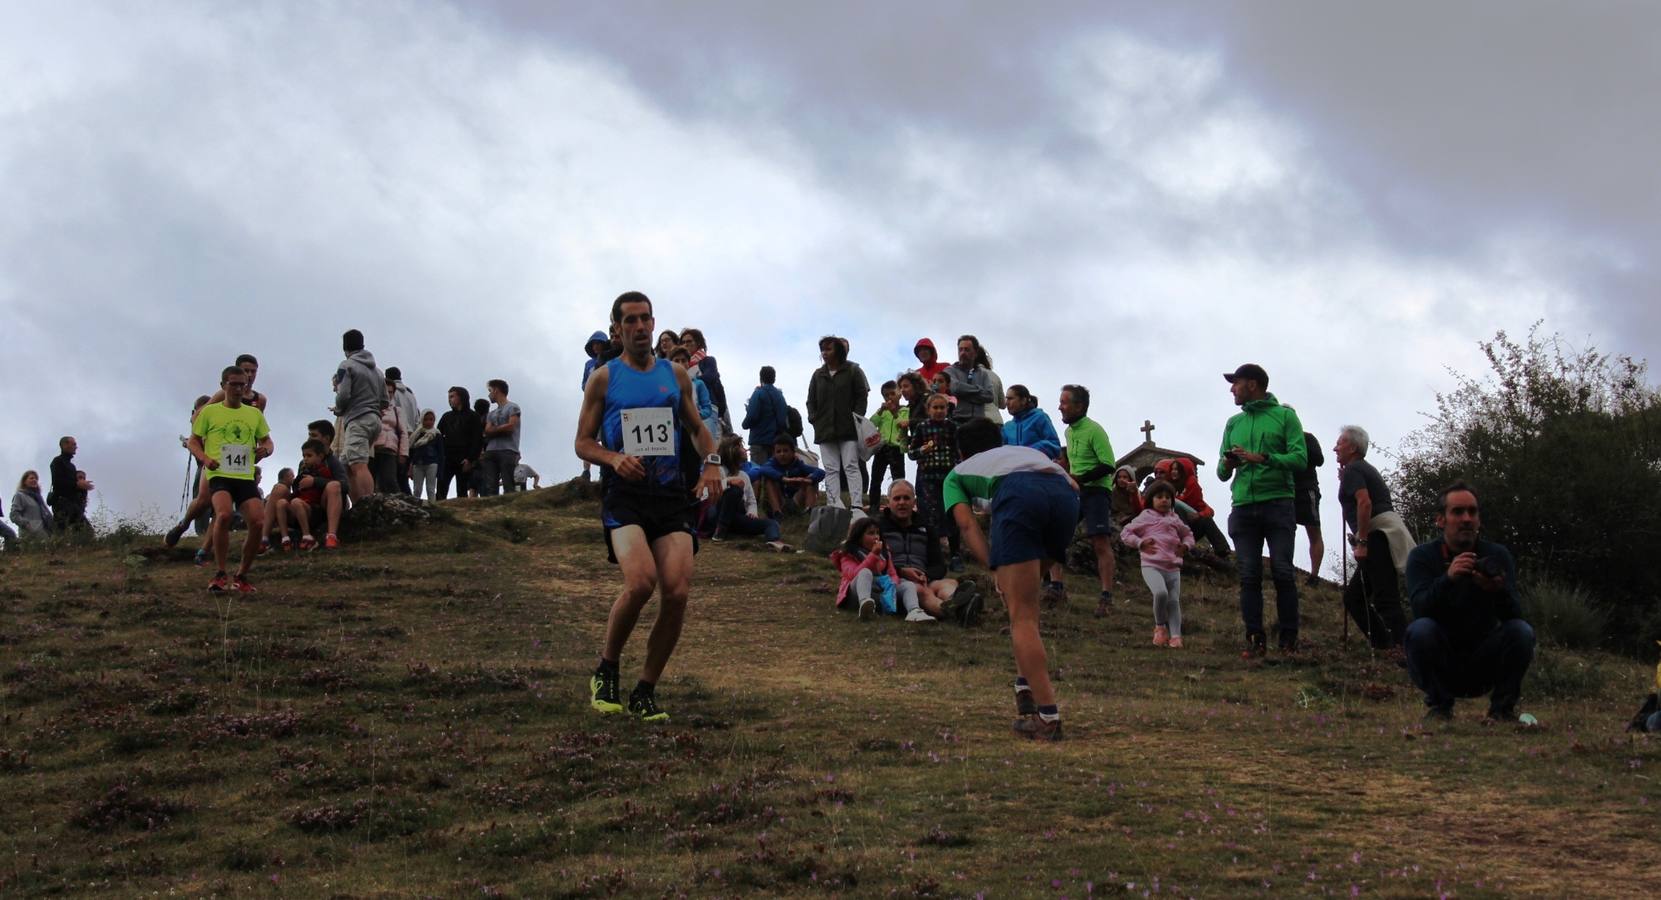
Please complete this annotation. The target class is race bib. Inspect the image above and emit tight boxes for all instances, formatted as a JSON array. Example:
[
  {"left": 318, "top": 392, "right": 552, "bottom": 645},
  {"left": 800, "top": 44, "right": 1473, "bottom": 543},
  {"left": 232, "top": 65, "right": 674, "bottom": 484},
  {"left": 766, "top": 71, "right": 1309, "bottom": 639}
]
[
  {"left": 219, "top": 443, "right": 253, "bottom": 476},
  {"left": 620, "top": 407, "right": 674, "bottom": 457}
]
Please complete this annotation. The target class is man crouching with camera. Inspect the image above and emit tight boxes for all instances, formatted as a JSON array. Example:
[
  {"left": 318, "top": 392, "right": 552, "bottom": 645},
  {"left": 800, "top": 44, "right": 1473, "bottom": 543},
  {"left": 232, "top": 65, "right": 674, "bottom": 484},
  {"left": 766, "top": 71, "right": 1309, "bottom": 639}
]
[{"left": 1403, "top": 481, "right": 1536, "bottom": 725}]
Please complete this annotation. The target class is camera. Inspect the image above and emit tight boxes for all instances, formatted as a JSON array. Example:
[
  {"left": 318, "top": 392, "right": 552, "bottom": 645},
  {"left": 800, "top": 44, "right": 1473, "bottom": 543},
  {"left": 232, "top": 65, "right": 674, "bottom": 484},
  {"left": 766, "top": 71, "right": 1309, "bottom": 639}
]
[
  {"left": 1224, "top": 450, "right": 1243, "bottom": 465},
  {"left": 1474, "top": 556, "right": 1505, "bottom": 579}
]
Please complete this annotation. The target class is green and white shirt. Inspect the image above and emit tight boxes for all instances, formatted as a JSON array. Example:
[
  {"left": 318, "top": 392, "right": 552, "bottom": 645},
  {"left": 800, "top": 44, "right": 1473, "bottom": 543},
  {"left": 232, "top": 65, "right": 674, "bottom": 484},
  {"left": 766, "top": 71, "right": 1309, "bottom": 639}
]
[{"left": 942, "top": 446, "right": 1069, "bottom": 511}]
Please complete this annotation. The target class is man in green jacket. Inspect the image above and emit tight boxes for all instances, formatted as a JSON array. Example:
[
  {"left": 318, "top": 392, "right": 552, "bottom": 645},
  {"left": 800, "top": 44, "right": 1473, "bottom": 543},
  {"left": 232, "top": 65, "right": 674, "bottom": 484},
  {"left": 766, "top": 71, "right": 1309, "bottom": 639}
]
[{"left": 1218, "top": 363, "right": 1308, "bottom": 657}]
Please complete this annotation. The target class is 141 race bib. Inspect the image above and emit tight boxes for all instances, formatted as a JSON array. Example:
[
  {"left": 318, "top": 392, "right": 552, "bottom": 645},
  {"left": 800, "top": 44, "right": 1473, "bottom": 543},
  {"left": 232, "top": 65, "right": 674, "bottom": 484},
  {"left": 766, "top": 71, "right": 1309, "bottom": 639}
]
[
  {"left": 219, "top": 443, "right": 253, "bottom": 476},
  {"left": 620, "top": 407, "right": 674, "bottom": 457}
]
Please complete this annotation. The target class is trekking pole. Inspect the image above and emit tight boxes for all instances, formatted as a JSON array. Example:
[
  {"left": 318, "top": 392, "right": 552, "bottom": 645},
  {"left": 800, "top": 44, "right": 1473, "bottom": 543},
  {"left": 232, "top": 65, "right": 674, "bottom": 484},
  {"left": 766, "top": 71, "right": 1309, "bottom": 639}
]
[{"left": 1340, "top": 526, "right": 1350, "bottom": 649}]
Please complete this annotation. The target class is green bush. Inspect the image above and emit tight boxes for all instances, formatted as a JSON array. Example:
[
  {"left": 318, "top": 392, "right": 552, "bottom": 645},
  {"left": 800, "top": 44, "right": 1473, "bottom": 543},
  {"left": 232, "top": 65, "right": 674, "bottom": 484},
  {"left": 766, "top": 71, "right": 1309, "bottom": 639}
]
[{"left": 1524, "top": 575, "right": 1609, "bottom": 650}]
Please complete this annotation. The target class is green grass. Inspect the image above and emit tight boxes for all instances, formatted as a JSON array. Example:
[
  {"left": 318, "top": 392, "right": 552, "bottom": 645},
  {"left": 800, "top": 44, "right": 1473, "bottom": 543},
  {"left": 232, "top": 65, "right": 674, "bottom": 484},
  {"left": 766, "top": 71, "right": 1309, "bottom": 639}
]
[{"left": 1, "top": 488, "right": 1658, "bottom": 896}]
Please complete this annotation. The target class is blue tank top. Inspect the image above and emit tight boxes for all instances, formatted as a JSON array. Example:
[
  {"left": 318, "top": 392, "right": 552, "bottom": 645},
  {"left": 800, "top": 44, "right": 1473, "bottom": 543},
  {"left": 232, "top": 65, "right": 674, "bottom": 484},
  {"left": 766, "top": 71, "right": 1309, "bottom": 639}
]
[{"left": 601, "top": 357, "right": 685, "bottom": 498}]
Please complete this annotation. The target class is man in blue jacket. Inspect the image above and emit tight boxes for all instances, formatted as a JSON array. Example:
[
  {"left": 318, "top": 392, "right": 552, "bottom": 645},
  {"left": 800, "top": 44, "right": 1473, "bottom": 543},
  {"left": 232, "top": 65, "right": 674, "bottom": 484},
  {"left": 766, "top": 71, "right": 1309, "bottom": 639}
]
[
  {"left": 1404, "top": 481, "right": 1535, "bottom": 724},
  {"left": 741, "top": 366, "right": 791, "bottom": 465},
  {"left": 1001, "top": 385, "right": 1061, "bottom": 459}
]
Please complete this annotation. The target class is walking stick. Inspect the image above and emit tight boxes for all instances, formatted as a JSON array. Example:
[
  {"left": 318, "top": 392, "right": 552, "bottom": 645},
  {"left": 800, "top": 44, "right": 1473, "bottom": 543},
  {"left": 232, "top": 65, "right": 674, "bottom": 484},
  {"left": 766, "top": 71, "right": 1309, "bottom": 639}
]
[{"left": 1340, "top": 525, "right": 1350, "bottom": 649}]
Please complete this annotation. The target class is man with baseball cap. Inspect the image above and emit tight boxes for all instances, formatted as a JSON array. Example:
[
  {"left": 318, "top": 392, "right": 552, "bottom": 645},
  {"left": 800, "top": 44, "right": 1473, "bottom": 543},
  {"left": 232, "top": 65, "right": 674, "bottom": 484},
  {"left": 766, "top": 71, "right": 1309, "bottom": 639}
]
[{"left": 1218, "top": 363, "right": 1308, "bottom": 658}]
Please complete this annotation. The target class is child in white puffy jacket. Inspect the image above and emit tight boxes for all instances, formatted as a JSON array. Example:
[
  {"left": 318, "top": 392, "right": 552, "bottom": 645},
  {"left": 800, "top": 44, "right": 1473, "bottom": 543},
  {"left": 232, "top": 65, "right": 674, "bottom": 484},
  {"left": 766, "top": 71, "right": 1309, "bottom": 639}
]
[{"left": 1118, "top": 480, "right": 1195, "bottom": 648}]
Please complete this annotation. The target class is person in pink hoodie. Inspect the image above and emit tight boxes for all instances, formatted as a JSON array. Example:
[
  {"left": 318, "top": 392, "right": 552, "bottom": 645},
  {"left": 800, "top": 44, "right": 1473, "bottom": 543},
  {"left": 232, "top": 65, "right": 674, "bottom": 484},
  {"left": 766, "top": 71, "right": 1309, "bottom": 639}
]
[
  {"left": 1119, "top": 480, "right": 1196, "bottom": 647},
  {"left": 830, "top": 517, "right": 914, "bottom": 622}
]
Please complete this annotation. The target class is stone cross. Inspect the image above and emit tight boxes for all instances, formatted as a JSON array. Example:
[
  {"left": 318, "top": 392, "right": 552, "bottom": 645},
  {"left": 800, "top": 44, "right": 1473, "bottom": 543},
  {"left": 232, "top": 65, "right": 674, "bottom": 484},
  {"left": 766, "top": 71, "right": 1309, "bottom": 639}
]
[{"left": 1141, "top": 419, "right": 1155, "bottom": 443}]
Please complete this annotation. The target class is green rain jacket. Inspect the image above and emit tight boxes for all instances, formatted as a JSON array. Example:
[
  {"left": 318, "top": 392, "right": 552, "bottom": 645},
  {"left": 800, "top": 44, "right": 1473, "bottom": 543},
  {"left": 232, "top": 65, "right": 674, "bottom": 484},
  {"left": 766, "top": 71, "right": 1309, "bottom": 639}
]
[{"left": 1216, "top": 393, "right": 1307, "bottom": 506}]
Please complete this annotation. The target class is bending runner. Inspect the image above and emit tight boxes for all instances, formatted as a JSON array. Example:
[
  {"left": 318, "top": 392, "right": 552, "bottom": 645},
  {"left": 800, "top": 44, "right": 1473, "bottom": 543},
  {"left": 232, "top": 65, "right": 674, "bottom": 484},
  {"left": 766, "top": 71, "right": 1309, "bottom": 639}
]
[
  {"left": 945, "top": 418, "right": 1080, "bottom": 741},
  {"left": 575, "top": 291, "right": 722, "bottom": 723},
  {"left": 187, "top": 366, "right": 274, "bottom": 593},
  {"left": 166, "top": 354, "right": 267, "bottom": 548}
]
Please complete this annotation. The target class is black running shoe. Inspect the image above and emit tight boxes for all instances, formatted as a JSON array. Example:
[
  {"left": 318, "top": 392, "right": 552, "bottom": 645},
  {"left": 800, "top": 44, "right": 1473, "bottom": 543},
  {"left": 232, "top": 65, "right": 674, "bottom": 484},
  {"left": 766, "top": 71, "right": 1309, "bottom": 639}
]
[
  {"left": 590, "top": 667, "right": 623, "bottom": 714},
  {"left": 1014, "top": 687, "right": 1038, "bottom": 717},
  {"left": 164, "top": 521, "right": 187, "bottom": 549},
  {"left": 1012, "top": 714, "right": 1063, "bottom": 742},
  {"left": 628, "top": 689, "right": 669, "bottom": 723}
]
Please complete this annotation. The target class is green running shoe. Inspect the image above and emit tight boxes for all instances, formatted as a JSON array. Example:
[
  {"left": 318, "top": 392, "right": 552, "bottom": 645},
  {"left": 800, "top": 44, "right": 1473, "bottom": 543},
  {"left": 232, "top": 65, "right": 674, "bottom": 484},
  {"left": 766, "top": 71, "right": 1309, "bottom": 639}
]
[
  {"left": 590, "top": 668, "right": 624, "bottom": 714},
  {"left": 628, "top": 689, "right": 669, "bottom": 723}
]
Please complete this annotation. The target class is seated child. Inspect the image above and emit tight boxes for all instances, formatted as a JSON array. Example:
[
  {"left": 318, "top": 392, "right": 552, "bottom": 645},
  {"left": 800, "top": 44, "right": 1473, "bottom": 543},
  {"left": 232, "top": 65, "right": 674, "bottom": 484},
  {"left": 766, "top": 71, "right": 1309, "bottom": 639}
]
[
  {"left": 1162, "top": 457, "right": 1231, "bottom": 558},
  {"left": 708, "top": 435, "right": 792, "bottom": 551},
  {"left": 274, "top": 438, "right": 348, "bottom": 550},
  {"left": 753, "top": 436, "right": 825, "bottom": 517},
  {"left": 1118, "top": 480, "right": 1196, "bottom": 648},
  {"left": 1111, "top": 465, "right": 1143, "bottom": 529},
  {"left": 830, "top": 517, "right": 925, "bottom": 622}
]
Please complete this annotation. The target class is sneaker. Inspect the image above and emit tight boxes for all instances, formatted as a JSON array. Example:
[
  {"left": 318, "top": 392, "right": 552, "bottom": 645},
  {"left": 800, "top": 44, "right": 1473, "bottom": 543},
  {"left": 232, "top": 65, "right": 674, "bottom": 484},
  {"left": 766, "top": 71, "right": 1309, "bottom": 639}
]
[
  {"left": 1168, "top": 635, "right": 1184, "bottom": 649},
  {"left": 258, "top": 538, "right": 271, "bottom": 556},
  {"left": 164, "top": 521, "right": 188, "bottom": 548},
  {"left": 232, "top": 574, "right": 257, "bottom": 594},
  {"left": 194, "top": 548, "right": 210, "bottom": 568},
  {"left": 858, "top": 598, "right": 876, "bottom": 621},
  {"left": 949, "top": 554, "right": 965, "bottom": 573},
  {"left": 207, "top": 571, "right": 229, "bottom": 592},
  {"left": 709, "top": 529, "right": 726, "bottom": 543},
  {"left": 1014, "top": 686, "right": 1037, "bottom": 717},
  {"left": 1012, "top": 714, "right": 1063, "bottom": 742},
  {"left": 298, "top": 535, "right": 317, "bottom": 551},
  {"left": 628, "top": 689, "right": 669, "bottom": 723},
  {"left": 1423, "top": 705, "right": 1454, "bottom": 724},
  {"left": 590, "top": 668, "right": 624, "bottom": 714},
  {"left": 1242, "top": 632, "right": 1267, "bottom": 660},
  {"left": 1152, "top": 625, "right": 1169, "bottom": 647},
  {"left": 1040, "top": 581, "right": 1066, "bottom": 609},
  {"left": 905, "top": 607, "right": 936, "bottom": 623},
  {"left": 1305, "top": 574, "right": 1321, "bottom": 588},
  {"left": 1094, "top": 595, "right": 1111, "bottom": 618},
  {"left": 280, "top": 536, "right": 294, "bottom": 552},
  {"left": 324, "top": 533, "right": 340, "bottom": 549},
  {"left": 1278, "top": 631, "right": 1300, "bottom": 654}
]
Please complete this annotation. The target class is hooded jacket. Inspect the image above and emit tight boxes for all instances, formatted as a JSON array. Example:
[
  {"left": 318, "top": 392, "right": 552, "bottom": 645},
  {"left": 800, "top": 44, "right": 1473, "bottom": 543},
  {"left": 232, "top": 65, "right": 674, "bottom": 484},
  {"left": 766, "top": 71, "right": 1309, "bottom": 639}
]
[
  {"left": 1002, "top": 405, "right": 1061, "bottom": 459},
  {"left": 807, "top": 362, "right": 870, "bottom": 444},
  {"left": 742, "top": 382, "right": 790, "bottom": 448},
  {"left": 830, "top": 546, "right": 900, "bottom": 608},
  {"left": 333, "top": 349, "right": 387, "bottom": 422},
  {"left": 912, "top": 338, "right": 949, "bottom": 385},
  {"left": 391, "top": 382, "right": 420, "bottom": 434},
  {"left": 1163, "top": 458, "right": 1214, "bottom": 519},
  {"left": 1112, "top": 464, "right": 1143, "bottom": 527},
  {"left": 581, "top": 331, "right": 609, "bottom": 388},
  {"left": 1216, "top": 393, "right": 1307, "bottom": 506}
]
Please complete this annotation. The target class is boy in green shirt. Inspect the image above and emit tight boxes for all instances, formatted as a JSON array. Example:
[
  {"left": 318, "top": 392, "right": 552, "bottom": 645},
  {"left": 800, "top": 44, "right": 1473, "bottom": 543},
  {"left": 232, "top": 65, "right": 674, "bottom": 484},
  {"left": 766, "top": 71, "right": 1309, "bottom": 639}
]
[{"left": 866, "top": 380, "right": 909, "bottom": 508}]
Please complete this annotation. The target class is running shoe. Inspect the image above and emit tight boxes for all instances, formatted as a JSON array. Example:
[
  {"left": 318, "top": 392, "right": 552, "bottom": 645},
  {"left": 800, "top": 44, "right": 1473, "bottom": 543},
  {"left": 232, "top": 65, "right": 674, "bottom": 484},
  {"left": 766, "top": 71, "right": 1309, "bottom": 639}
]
[
  {"left": 1094, "top": 593, "right": 1112, "bottom": 618},
  {"left": 324, "top": 533, "right": 340, "bottom": 549},
  {"left": 1014, "top": 686, "right": 1038, "bottom": 717},
  {"left": 1242, "top": 632, "right": 1267, "bottom": 660},
  {"left": 232, "top": 574, "right": 257, "bottom": 594},
  {"left": 1040, "top": 580, "right": 1066, "bottom": 609},
  {"left": 298, "top": 535, "right": 317, "bottom": 551},
  {"left": 858, "top": 598, "right": 876, "bottom": 621},
  {"left": 1167, "top": 636, "right": 1184, "bottom": 649},
  {"left": 590, "top": 668, "right": 624, "bottom": 714},
  {"left": 280, "top": 536, "right": 294, "bottom": 552},
  {"left": 1012, "top": 714, "right": 1063, "bottom": 742},
  {"left": 1153, "top": 625, "right": 1169, "bottom": 647},
  {"left": 904, "top": 608, "right": 936, "bottom": 623},
  {"left": 207, "top": 571, "right": 229, "bottom": 593},
  {"left": 628, "top": 689, "right": 670, "bottom": 723},
  {"left": 164, "top": 521, "right": 187, "bottom": 548},
  {"left": 194, "top": 548, "right": 210, "bottom": 568}
]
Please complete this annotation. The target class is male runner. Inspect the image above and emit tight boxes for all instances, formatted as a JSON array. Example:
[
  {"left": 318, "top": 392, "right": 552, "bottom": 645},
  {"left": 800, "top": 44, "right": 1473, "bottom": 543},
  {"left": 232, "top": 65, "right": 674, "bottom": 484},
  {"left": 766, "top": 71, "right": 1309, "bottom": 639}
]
[
  {"left": 167, "top": 354, "right": 266, "bottom": 548},
  {"left": 188, "top": 365, "right": 274, "bottom": 592},
  {"left": 575, "top": 291, "right": 722, "bottom": 722}
]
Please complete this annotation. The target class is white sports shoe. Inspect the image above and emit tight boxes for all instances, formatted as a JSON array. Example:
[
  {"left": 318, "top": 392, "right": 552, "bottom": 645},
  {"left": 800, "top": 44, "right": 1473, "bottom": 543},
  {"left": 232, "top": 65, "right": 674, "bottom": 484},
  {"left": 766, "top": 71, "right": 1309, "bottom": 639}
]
[
  {"left": 858, "top": 598, "right": 876, "bottom": 621},
  {"left": 905, "top": 608, "right": 936, "bottom": 623}
]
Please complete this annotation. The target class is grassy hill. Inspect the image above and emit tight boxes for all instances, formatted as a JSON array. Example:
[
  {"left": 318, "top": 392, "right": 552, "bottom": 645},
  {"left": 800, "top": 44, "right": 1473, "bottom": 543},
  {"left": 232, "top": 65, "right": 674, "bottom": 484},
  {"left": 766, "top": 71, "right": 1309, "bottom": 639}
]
[{"left": 2, "top": 488, "right": 1657, "bottom": 897}]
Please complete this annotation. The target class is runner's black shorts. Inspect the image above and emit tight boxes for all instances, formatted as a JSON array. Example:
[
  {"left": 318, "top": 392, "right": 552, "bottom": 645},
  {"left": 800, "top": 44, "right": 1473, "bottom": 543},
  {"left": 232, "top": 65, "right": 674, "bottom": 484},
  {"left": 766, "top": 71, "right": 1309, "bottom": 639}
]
[
  {"left": 208, "top": 476, "right": 261, "bottom": 506},
  {"left": 602, "top": 492, "right": 697, "bottom": 564}
]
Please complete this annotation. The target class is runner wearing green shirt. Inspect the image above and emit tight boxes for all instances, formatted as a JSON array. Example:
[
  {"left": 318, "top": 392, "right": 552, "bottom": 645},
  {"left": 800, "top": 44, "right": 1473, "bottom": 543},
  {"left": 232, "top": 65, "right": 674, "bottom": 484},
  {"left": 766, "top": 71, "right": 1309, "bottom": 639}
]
[
  {"left": 187, "top": 365, "right": 274, "bottom": 594},
  {"left": 1050, "top": 384, "right": 1118, "bottom": 617},
  {"left": 945, "top": 418, "right": 1080, "bottom": 741}
]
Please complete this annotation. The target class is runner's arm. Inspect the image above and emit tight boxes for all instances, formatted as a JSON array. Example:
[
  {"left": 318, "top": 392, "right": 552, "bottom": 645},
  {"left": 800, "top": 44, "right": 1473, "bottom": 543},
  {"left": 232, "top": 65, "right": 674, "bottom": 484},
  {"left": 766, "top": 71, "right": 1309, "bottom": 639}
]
[{"left": 952, "top": 502, "right": 990, "bottom": 569}]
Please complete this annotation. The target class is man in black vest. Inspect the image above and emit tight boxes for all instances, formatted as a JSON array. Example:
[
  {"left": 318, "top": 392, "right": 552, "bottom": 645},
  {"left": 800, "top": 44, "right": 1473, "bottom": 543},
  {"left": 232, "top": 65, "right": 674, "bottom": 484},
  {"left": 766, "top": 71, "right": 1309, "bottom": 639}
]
[{"left": 878, "top": 480, "right": 981, "bottom": 624}]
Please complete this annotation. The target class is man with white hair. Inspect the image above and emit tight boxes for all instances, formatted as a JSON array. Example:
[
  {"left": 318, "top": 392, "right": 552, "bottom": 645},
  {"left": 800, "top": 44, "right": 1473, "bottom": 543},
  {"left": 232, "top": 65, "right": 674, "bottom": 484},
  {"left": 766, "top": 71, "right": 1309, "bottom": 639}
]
[{"left": 1334, "top": 425, "right": 1413, "bottom": 649}]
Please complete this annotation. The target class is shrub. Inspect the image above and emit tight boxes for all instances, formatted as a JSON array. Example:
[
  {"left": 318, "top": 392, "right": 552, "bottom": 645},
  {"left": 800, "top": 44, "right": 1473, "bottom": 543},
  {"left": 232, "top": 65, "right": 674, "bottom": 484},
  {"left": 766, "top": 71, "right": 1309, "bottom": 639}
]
[{"left": 1524, "top": 575, "right": 1609, "bottom": 650}]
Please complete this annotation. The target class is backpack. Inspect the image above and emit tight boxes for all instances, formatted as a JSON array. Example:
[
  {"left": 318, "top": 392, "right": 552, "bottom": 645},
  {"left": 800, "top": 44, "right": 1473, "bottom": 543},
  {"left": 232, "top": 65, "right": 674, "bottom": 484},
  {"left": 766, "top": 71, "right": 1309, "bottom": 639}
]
[
  {"left": 786, "top": 405, "right": 804, "bottom": 439},
  {"left": 805, "top": 505, "right": 854, "bottom": 555}
]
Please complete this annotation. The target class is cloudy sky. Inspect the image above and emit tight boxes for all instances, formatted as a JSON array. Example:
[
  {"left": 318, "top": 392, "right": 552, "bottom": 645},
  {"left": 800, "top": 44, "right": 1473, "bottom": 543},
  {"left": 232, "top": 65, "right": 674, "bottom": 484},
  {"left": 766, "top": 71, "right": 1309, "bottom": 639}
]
[{"left": 2, "top": 1, "right": 1655, "bottom": 571}]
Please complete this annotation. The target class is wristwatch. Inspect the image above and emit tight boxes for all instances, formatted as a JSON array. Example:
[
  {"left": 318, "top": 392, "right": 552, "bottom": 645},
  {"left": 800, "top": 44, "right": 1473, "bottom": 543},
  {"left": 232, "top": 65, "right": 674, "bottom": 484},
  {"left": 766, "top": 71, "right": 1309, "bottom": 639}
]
[{"left": 704, "top": 453, "right": 722, "bottom": 467}]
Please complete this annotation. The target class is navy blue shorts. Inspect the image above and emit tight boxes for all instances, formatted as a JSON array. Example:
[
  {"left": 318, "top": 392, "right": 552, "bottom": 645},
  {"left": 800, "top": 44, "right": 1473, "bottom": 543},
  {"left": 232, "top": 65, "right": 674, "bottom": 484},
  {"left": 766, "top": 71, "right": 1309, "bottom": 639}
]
[
  {"left": 987, "top": 472, "right": 1079, "bottom": 569},
  {"left": 1078, "top": 487, "right": 1116, "bottom": 537}
]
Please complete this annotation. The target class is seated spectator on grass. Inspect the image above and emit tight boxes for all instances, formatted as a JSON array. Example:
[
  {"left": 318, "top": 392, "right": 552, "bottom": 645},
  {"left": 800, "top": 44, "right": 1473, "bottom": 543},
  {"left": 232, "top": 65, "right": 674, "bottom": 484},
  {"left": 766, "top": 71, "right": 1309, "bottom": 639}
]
[
  {"left": 742, "top": 366, "right": 790, "bottom": 466},
  {"left": 708, "top": 435, "right": 793, "bottom": 551},
  {"left": 754, "top": 436, "right": 824, "bottom": 517},
  {"left": 831, "top": 517, "right": 909, "bottom": 622},
  {"left": 878, "top": 480, "right": 981, "bottom": 624},
  {"left": 273, "top": 439, "right": 347, "bottom": 550},
  {"left": 1163, "top": 457, "right": 1231, "bottom": 559},
  {"left": 10, "top": 471, "right": 54, "bottom": 539},
  {"left": 1111, "top": 465, "right": 1143, "bottom": 529}
]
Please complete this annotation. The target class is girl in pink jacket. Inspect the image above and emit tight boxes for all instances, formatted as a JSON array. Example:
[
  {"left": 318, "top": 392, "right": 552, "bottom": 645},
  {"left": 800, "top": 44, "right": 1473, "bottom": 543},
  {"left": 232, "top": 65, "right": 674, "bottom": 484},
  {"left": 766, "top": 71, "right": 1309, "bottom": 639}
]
[
  {"left": 830, "top": 517, "right": 904, "bottom": 621},
  {"left": 1118, "top": 480, "right": 1195, "bottom": 648}
]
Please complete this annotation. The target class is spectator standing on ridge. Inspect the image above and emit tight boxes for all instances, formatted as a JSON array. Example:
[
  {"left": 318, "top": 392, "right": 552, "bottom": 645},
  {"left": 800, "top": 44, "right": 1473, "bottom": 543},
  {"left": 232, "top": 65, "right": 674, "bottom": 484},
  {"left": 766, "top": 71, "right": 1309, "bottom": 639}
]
[
  {"left": 866, "top": 380, "right": 908, "bottom": 508},
  {"left": 912, "top": 338, "right": 949, "bottom": 385},
  {"left": 581, "top": 331, "right": 610, "bottom": 480},
  {"left": 680, "top": 328, "right": 730, "bottom": 433},
  {"left": 1335, "top": 425, "right": 1413, "bottom": 650},
  {"left": 656, "top": 330, "right": 679, "bottom": 360},
  {"left": 742, "top": 366, "right": 790, "bottom": 466},
  {"left": 11, "top": 471, "right": 53, "bottom": 539},
  {"left": 1404, "top": 481, "right": 1536, "bottom": 724},
  {"left": 806, "top": 335, "right": 870, "bottom": 511},
  {"left": 974, "top": 342, "right": 1005, "bottom": 425},
  {"left": 386, "top": 367, "right": 420, "bottom": 494},
  {"left": 408, "top": 410, "right": 442, "bottom": 501},
  {"left": 480, "top": 379, "right": 522, "bottom": 496},
  {"left": 0, "top": 509, "right": 14, "bottom": 550},
  {"left": 1049, "top": 384, "right": 1119, "bottom": 617},
  {"left": 371, "top": 377, "right": 408, "bottom": 494},
  {"left": 1218, "top": 363, "right": 1308, "bottom": 658},
  {"left": 944, "top": 335, "right": 996, "bottom": 424},
  {"left": 1294, "top": 428, "right": 1326, "bottom": 585},
  {"left": 331, "top": 329, "right": 386, "bottom": 502},
  {"left": 469, "top": 398, "right": 491, "bottom": 496},
  {"left": 1001, "top": 385, "right": 1061, "bottom": 459},
  {"left": 437, "top": 387, "right": 481, "bottom": 500},
  {"left": 49, "top": 436, "right": 91, "bottom": 533}
]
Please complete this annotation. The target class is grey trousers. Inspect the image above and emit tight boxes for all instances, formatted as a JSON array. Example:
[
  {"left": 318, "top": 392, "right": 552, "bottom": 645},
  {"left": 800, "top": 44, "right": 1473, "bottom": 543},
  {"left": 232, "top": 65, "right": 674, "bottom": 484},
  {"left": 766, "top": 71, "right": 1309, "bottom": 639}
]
[{"left": 1141, "top": 566, "right": 1183, "bottom": 636}]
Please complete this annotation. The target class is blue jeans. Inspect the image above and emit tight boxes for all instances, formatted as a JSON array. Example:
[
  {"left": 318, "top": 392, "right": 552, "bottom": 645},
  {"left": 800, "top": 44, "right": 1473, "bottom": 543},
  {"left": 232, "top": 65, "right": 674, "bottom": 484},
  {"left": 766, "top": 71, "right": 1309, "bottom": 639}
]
[
  {"left": 1228, "top": 498, "right": 1299, "bottom": 640},
  {"left": 715, "top": 485, "right": 781, "bottom": 542},
  {"left": 1404, "top": 618, "right": 1535, "bottom": 715}
]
